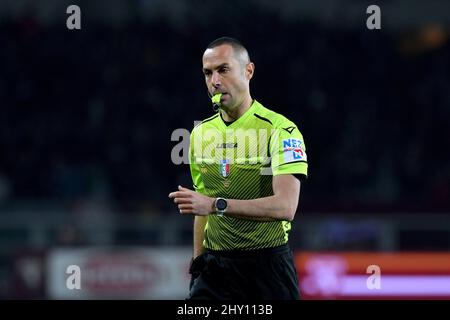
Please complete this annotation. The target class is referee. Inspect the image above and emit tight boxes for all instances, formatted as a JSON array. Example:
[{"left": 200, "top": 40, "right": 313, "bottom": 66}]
[{"left": 169, "top": 37, "right": 308, "bottom": 300}]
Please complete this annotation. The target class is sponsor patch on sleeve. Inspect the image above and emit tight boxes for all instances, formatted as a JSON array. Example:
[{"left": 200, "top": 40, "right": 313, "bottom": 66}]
[{"left": 282, "top": 138, "right": 307, "bottom": 163}]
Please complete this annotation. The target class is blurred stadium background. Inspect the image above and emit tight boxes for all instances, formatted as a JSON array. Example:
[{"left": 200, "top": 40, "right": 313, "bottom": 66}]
[{"left": 0, "top": 0, "right": 449, "bottom": 299}]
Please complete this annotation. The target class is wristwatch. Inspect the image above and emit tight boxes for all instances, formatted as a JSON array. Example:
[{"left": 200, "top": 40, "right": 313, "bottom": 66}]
[{"left": 214, "top": 198, "right": 228, "bottom": 216}]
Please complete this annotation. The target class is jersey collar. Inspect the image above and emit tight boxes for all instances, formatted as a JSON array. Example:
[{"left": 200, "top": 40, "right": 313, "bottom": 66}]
[{"left": 219, "top": 99, "right": 259, "bottom": 129}]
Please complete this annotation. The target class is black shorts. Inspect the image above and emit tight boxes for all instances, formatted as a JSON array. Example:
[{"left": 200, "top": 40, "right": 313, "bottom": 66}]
[{"left": 188, "top": 244, "right": 300, "bottom": 300}]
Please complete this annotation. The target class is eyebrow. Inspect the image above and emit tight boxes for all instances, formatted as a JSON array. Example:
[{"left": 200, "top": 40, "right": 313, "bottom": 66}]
[{"left": 202, "top": 63, "right": 230, "bottom": 72}]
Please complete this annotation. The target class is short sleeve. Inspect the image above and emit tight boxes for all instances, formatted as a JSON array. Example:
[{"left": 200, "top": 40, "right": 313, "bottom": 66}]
[
  {"left": 189, "top": 128, "right": 206, "bottom": 194},
  {"left": 269, "top": 119, "right": 308, "bottom": 179}
]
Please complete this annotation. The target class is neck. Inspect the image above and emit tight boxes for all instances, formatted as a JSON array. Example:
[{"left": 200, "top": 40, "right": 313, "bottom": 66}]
[{"left": 221, "top": 95, "right": 253, "bottom": 122}]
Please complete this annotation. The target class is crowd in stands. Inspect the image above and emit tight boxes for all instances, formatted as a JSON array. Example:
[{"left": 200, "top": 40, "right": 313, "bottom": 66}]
[{"left": 1, "top": 6, "right": 449, "bottom": 215}]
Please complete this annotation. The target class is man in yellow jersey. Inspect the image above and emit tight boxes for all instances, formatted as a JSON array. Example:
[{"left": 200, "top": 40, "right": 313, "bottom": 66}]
[{"left": 169, "top": 37, "right": 308, "bottom": 300}]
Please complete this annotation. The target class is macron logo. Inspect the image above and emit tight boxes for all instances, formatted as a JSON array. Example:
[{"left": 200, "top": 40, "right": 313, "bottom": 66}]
[{"left": 282, "top": 126, "right": 296, "bottom": 134}]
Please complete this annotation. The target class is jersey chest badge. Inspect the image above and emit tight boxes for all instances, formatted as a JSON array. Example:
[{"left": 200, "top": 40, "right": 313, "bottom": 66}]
[{"left": 219, "top": 159, "right": 230, "bottom": 177}]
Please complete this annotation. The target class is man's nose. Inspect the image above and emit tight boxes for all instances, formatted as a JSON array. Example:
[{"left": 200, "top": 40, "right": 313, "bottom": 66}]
[{"left": 211, "top": 72, "right": 221, "bottom": 87}]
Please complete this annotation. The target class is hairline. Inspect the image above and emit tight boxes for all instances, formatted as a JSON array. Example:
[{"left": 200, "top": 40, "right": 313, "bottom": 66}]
[{"left": 205, "top": 38, "right": 251, "bottom": 66}]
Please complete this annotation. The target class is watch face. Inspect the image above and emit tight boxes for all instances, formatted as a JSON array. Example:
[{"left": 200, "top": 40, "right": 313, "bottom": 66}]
[{"left": 216, "top": 199, "right": 227, "bottom": 211}]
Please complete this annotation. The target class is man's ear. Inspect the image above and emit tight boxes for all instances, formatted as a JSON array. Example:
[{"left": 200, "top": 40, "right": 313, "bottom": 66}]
[{"left": 245, "top": 62, "right": 255, "bottom": 80}]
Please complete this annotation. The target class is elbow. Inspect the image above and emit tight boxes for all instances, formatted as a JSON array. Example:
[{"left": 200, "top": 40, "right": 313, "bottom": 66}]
[
  {"left": 273, "top": 193, "right": 299, "bottom": 221},
  {"left": 284, "top": 209, "right": 296, "bottom": 222},
  {"left": 279, "top": 203, "right": 297, "bottom": 222}
]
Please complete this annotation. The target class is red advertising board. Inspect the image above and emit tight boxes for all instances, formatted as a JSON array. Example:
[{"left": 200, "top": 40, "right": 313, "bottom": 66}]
[{"left": 295, "top": 252, "right": 450, "bottom": 299}]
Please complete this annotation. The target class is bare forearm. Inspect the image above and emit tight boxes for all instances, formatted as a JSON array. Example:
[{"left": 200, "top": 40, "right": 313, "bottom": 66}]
[
  {"left": 227, "top": 194, "right": 298, "bottom": 221},
  {"left": 193, "top": 215, "right": 207, "bottom": 258},
  {"left": 169, "top": 176, "right": 300, "bottom": 224}
]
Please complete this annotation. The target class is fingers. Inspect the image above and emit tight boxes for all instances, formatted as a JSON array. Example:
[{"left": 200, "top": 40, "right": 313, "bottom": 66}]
[
  {"left": 178, "top": 204, "right": 193, "bottom": 210},
  {"left": 169, "top": 186, "right": 196, "bottom": 215},
  {"left": 168, "top": 186, "right": 194, "bottom": 198},
  {"left": 179, "top": 208, "right": 194, "bottom": 214},
  {"left": 173, "top": 198, "right": 192, "bottom": 204},
  {"left": 168, "top": 191, "right": 191, "bottom": 199}
]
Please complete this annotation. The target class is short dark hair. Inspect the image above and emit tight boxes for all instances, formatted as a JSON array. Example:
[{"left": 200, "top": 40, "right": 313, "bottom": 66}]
[
  {"left": 206, "top": 37, "right": 251, "bottom": 62},
  {"left": 207, "top": 37, "right": 246, "bottom": 50}
]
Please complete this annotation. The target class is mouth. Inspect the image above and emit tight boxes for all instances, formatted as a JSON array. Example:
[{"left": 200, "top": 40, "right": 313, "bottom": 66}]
[
  {"left": 211, "top": 92, "right": 228, "bottom": 104},
  {"left": 218, "top": 92, "right": 228, "bottom": 100}
]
